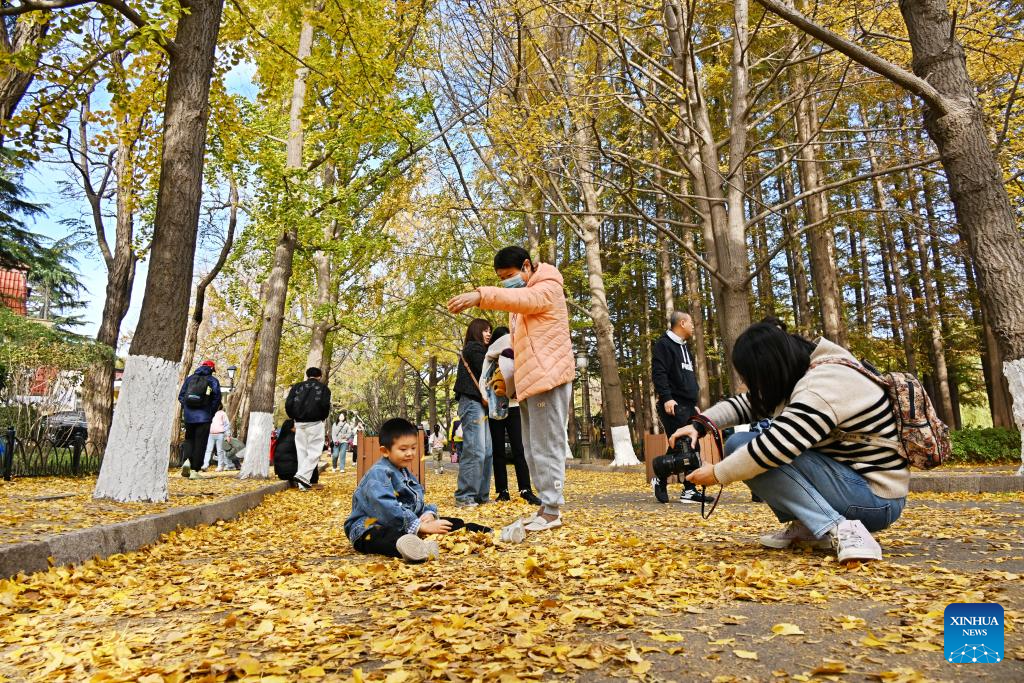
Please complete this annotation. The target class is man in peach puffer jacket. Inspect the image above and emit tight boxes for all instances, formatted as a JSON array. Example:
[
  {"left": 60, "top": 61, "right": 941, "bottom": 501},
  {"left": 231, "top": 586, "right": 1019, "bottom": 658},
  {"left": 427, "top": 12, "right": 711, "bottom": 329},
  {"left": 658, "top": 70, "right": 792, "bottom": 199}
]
[{"left": 448, "top": 246, "right": 575, "bottom": 532}]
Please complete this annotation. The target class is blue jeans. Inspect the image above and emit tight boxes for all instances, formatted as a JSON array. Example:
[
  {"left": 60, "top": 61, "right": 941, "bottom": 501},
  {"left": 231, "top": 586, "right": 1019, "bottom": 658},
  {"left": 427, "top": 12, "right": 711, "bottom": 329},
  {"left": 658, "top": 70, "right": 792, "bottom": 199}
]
[
  {"left": 332, "top": 442, "right": 348, "bottom": 470},
  {"left": 455, "top": 396, "right": 492, "bottom": 503},
  {"left": 203, "top": 433, "right": 225, "bottom": 470},
  {"left": 726, "top": 432, "right": 906, "bottom": 538}
]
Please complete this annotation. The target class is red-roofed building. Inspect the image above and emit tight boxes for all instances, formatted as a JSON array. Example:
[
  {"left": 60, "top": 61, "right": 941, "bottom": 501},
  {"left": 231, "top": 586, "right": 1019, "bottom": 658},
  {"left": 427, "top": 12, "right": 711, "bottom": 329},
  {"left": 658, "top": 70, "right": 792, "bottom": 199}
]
[{"left": 0, "top": 267, "right": 29, "bottom": 315}]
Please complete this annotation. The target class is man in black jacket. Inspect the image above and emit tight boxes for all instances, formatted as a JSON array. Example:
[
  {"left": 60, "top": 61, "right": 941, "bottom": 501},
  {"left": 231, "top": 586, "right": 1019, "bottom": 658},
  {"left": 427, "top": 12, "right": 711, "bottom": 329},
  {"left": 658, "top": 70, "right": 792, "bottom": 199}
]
[
  {"left": 285, "top": 367, "right": 332, "bottom": 491},
  {"left": 651, "top": 312, "right": 714, "bottom": 504}
]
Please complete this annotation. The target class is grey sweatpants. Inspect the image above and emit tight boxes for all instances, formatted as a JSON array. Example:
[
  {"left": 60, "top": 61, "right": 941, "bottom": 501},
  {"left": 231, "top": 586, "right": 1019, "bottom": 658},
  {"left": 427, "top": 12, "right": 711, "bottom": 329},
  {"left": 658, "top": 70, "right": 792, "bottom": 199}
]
[{"left": 520, "top": 381, "right": 572, "bottom": 516}]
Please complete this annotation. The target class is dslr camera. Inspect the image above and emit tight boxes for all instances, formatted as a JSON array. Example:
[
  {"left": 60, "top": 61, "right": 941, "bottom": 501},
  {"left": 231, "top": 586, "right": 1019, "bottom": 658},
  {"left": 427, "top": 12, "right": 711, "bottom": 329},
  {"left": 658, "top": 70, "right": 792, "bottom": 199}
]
[{"left": 651, "top": 437, "right": 702, "bottom": 504}]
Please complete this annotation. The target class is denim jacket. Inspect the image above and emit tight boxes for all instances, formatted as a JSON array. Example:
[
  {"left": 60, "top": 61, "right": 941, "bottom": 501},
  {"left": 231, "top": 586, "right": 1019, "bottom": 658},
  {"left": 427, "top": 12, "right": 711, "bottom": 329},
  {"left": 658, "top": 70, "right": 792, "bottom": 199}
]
[{"left": 344, "top": 457, "right": 438, "bottom": 543}]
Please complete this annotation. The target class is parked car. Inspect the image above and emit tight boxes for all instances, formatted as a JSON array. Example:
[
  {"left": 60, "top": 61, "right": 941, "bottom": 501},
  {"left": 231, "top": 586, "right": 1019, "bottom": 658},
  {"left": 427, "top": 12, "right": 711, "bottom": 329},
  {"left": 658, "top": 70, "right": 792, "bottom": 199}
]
[{"left": 45, "top": 410, "right": 87, "bottom": 448}]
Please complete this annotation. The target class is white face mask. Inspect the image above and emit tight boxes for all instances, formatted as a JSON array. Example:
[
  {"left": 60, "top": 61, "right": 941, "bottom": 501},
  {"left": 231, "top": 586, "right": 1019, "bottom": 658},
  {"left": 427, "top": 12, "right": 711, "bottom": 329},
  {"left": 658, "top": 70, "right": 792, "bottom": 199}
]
[{"left": 502, "top": 273, "right": 526, "bottom": 288}]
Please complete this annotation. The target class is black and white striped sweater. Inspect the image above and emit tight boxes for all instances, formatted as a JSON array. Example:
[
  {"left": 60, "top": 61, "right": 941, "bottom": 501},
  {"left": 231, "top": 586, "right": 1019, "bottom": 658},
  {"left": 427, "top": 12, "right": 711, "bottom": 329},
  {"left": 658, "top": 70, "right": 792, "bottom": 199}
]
[{"left": 706, "top": 338, "right": 909, "bottom": 499}]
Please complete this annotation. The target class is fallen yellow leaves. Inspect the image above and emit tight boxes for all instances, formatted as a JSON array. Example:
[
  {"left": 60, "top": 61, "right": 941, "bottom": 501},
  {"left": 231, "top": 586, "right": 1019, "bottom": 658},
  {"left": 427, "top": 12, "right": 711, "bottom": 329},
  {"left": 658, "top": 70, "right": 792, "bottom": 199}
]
[
  {"left": 770, "top": 622, "right": 804, "bottom": 636},
  {"left": 0, "top": 469, "right": 1018, "bottom": 681},
  {"left": 0, "top": 472, "right": 272, "bottom": 546}
]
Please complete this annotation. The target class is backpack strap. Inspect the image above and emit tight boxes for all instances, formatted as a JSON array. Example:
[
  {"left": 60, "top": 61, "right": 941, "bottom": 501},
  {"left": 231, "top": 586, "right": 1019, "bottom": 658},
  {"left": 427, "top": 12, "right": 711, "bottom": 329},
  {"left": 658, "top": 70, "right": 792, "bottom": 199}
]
[{"left": 807, "top": 357, "right": 903, "bottom": 453}]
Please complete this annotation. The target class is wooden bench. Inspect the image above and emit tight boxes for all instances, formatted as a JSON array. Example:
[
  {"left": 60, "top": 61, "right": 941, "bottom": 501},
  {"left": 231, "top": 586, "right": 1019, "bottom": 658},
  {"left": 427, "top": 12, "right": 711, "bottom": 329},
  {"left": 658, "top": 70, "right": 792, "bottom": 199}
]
[{"left": 355, "top": 429, "right": 428, "bottom": 489}]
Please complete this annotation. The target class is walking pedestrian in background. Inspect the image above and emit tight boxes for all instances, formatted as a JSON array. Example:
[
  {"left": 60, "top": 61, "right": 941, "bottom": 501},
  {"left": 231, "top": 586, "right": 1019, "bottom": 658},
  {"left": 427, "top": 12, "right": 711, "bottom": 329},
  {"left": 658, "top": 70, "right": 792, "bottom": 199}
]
[
  {"left": 205, "top": 408, "right": 231, "bottom": 472},
  {"left": 285, "top": 367, "right": 332, "bottom": 491},
  {"left": 178, "top": 360, "right": 222, "bottom": 479}
]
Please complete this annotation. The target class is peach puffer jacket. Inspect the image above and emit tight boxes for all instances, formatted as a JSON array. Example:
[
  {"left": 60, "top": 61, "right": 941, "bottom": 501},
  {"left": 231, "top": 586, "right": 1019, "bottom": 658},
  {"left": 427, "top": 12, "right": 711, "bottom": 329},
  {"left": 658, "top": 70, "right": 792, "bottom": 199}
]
[{"left": 476, "top": 263, "right": 575, "bottom": 401}]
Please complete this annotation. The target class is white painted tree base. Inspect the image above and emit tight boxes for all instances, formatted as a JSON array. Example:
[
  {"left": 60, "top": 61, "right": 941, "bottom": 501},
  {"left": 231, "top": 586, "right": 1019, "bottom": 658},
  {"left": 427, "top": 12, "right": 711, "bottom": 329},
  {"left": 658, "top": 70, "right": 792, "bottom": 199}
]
[
  {"left": 93, "top": 354, "right": 179, "bottom": 502},
  {"left": 609, "top": 424, "right": 641, "bottom": 466},
  {"left": 239, "top": 411, "right": 273, "bottom": 479},
  {"left": 1003, "top": 359, "right": 1024, "bottom": 476}
]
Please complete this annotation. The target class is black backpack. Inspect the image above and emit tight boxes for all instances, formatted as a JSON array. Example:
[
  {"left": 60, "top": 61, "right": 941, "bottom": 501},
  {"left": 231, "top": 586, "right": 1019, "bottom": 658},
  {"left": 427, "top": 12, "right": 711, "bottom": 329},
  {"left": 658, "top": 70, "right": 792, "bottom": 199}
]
[
  {"left": 286, "top": 380, "right": 330, "bottom": 422},
  {"left": 184, "top": 374, "right": 213, "bottom": 408}
]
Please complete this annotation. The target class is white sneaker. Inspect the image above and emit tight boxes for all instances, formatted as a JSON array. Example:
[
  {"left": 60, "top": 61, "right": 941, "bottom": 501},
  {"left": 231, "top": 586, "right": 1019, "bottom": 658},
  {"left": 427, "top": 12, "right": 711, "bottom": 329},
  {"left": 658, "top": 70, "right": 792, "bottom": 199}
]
[
  {"left": 523, "top": 515, "right": 562, "bottom": 532},
  {"left": 759, "top": 521, "right": 831, "bottom": 549},
  {"left": 396, "top": 534, "right": 438, "bottom": 563},
  {"left": 830, "top": 519, "right": 883, "bottom": 563},
  {"left": 500, "top": 519, "right": 527, "bottom": 544}
]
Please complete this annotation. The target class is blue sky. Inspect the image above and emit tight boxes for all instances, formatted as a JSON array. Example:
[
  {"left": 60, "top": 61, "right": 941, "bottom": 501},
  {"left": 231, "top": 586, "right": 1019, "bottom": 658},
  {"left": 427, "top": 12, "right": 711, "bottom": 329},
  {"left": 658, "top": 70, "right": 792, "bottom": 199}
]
[{"left": 23, "top": 61, "right": 257, "bottom": 343}]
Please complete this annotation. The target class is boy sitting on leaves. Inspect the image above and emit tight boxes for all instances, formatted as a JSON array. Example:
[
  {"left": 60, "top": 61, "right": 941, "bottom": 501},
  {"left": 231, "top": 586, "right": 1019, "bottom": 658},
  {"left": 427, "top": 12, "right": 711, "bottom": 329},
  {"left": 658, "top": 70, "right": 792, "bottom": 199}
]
[{"left": 345, "top": 417, "right": 492, "bottom": 562}]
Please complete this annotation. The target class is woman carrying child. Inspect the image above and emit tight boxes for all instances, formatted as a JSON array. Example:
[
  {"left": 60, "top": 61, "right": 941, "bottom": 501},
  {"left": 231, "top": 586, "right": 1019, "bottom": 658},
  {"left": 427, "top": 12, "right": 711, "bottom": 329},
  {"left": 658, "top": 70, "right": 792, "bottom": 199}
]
[{"left": 482, "top": 326, "right": 540, "bottom": 504}]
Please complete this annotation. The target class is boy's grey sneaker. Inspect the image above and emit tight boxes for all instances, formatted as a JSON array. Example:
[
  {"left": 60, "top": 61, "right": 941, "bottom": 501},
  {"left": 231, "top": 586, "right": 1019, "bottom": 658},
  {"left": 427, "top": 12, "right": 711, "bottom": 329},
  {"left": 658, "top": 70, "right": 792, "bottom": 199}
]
[
  {"left": 680, "top": 488, "right": 715, "bottom": 504},
  {"left": 396, "top": 534, "right": 435, "bottom": 563},
  {"left": 181, "top": 462, "right": 191, "bottom": 478},
  {"left": 760, "top": 521, "right": 831, "bottom": 549},
  {"left": 455, "top": 500, "right": 478, "bottom": 508},
  {"left": 830, "top": 519, "right": 883, "bottom": 563}
]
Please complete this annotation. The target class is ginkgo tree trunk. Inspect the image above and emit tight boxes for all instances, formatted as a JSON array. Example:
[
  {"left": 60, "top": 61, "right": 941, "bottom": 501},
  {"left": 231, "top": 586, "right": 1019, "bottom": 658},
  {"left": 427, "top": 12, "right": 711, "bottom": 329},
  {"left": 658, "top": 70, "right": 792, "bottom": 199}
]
[
  {"left": 94, "top": 0, "right": 226, "bottom": 502},
  {"left": 240, "top": 13, "right": 315, "bottom": 479}
]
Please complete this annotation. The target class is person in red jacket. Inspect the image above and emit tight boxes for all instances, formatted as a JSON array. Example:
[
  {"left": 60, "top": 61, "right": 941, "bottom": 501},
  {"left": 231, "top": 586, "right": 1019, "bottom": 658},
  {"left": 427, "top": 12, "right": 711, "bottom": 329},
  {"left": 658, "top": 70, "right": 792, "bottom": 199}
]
[{"left": 448, "top": 246, "right": 574, "bottom": 533}]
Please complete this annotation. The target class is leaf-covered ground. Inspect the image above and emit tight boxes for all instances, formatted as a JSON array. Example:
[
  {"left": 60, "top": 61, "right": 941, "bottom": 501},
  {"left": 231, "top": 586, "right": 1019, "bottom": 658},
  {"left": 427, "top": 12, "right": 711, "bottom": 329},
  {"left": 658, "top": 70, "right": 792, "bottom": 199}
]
[
  {"left": 0, "top": 472, "right": 273, "bottom": 546},
  {"left": 0, "top": 467, "right": 1020, "bottom": 682}
]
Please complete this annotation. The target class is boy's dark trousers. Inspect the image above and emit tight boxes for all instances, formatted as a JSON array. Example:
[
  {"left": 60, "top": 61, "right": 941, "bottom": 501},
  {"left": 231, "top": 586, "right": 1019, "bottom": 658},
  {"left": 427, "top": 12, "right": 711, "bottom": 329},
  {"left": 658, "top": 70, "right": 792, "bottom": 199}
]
[
  {"left": 656, "top": 402, "right": 696, "bottom": 492},
  {"left": 354, "top": 518, "right": 491, "bottom": 558}
]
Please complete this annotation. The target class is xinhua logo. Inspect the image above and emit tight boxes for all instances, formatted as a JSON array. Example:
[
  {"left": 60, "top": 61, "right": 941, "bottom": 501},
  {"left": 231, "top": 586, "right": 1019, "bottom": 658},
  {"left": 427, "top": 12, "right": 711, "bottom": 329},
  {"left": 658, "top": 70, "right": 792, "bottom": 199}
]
[{"left": 944, "top": 603, "right": 1004, "bottom": 663}]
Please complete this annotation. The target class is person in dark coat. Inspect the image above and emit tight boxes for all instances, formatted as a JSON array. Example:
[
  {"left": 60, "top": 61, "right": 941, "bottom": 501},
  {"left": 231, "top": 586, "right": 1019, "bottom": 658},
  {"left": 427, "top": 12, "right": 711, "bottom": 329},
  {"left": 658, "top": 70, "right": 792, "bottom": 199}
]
[
  {"left": 453, "top": 318, "right": 492, "bottom": 507},
  {"left": 178, "top": 360, "right": 222, "bottom": 478},
  {"left": 273, "top": 419, "right": 320, "bottom": 485},
  {"left": 651, "top": 312, "right": 713, "bottom": 504}
]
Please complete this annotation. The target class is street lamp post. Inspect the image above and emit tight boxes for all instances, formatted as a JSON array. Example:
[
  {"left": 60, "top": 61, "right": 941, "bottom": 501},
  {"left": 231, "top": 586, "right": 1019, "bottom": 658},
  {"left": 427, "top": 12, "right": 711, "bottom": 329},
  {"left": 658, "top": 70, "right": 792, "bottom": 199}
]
[
  {"left": 226, "top": 365, "right": 238, "bottom": 436},
  {"left": 576, "top": 353, "right": 591, "bottom": 463}
]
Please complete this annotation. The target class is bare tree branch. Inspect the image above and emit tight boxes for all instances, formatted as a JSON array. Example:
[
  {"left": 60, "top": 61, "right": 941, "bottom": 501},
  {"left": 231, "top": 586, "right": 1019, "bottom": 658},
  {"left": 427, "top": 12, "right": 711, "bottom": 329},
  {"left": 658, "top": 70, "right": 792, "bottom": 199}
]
[{"left": 754, "top": 0, "right": 947, "bottom": 114}]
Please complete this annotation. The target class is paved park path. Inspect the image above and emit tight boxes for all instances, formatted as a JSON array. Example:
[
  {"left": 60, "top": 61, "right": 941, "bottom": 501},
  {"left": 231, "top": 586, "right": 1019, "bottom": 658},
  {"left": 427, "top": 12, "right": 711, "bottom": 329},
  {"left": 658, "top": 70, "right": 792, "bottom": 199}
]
[{"left": 0, "top": 469, "right": 1020, "bottom": 681}]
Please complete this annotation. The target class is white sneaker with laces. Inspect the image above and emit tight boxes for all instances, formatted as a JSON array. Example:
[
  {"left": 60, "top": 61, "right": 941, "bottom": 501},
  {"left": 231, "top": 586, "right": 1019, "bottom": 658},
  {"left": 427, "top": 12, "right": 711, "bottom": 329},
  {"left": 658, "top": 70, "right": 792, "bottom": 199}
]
[
  {"left": 830, "top": 519, "right": 883, "bottom": 563},
  {"left": 680, "top": 488, "right": 716, "bottom": 504},
  {"left": 500, "top": 519, "right": 527, "bottom": 544},
  {"left": 523, "top": 515, "right": 562, "bottom": 532},
  {"left": 759, "top": 521, "right": 831, "bottom": 549},
  {"left": 396, "top": 534, "right": 436, "bottom": 563}
]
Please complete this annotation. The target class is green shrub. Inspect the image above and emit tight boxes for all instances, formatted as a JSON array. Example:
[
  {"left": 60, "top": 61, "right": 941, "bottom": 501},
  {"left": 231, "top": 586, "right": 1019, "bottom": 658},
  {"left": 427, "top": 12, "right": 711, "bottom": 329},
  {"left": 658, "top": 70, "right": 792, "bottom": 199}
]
[{"left": 948, "top": 427, "right": 1021, "bottom": 465}]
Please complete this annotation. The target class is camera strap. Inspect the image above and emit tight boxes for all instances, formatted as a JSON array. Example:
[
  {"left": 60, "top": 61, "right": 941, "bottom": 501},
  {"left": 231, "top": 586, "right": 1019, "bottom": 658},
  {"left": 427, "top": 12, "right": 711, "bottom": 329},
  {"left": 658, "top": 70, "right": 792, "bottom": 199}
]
[{"left": 691, "top": 414, "right": 725, "bottom": 520}]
